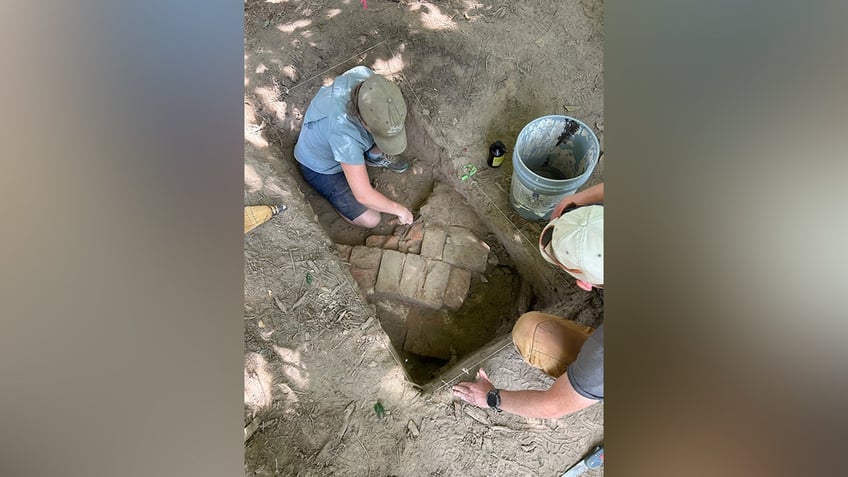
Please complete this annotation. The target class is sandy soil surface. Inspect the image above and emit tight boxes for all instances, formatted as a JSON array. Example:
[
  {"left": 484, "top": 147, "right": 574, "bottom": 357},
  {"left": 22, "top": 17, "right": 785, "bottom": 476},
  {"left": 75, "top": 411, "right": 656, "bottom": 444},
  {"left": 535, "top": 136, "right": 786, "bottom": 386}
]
[{"left": 244, "top": 1, "right": 605, "bottom": 475}]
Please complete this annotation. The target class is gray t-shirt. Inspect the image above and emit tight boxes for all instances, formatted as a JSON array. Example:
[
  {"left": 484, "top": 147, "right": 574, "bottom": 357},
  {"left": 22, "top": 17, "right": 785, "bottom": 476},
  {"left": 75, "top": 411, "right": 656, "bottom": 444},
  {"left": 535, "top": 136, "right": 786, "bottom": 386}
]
[
  {"left": 567, "top": 324, "right": 603, "bottom": 400},
  {"left": 294, "top": 66, "right": 375, "bottom": 174}
]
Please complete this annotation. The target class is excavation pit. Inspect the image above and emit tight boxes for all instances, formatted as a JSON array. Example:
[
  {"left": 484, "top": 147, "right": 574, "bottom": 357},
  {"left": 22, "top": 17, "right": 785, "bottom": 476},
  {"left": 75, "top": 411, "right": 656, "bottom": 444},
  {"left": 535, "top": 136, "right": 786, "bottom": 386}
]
[
  {"left": 297, "top": 116, "right": 553, "bottom": 388},
  {"left": 295, "top": 110, "right": 604, "bottom": 389},
  {"left": 244, "top": 2, "right": 606, "bottom": 472},
  {"left": 323, "top": 178, "right": 534, "bottom": 386}
]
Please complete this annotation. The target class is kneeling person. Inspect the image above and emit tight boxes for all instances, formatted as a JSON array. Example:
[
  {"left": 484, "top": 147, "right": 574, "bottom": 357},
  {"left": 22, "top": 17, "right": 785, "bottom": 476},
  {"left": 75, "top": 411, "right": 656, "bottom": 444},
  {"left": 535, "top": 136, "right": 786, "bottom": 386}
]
[
  {"left": 295, "top": 66, "right": 414, "bottom": 228},
  {"left": 453, "top": 187, "right": 604, "bottom": 419}
]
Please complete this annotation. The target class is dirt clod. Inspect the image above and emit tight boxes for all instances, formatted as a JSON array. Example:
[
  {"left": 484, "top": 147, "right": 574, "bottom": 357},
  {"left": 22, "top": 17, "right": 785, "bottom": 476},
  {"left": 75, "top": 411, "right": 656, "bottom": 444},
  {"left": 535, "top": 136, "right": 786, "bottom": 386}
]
[{"left": 407, "top": 419, "right": 420, "bottom": 438}]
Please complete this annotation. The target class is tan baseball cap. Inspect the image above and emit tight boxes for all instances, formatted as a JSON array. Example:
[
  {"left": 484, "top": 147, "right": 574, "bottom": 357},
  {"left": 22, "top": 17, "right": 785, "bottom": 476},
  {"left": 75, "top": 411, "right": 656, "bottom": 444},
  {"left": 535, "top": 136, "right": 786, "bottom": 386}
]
[
  {"left": 539, "top": 205, "right": 604, "bottom": 285},
  {"left": 358, "top": 74, "right": 408, "bottom": 155}
]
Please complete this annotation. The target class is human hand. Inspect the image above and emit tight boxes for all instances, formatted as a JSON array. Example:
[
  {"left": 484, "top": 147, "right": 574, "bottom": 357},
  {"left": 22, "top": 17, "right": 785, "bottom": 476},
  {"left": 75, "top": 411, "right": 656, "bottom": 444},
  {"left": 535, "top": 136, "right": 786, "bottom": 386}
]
[
  {"left": 551, "top": 199, "right": 577, "bottom": 220},
  {"left": 395, "top": 206, "right": 414, "bottom": 225},
  {"left": 452, "top": 369, "right": 495, "bottom": 408},
  {"left": 551, "top": 183, "right": 604, "bottom": 219}
]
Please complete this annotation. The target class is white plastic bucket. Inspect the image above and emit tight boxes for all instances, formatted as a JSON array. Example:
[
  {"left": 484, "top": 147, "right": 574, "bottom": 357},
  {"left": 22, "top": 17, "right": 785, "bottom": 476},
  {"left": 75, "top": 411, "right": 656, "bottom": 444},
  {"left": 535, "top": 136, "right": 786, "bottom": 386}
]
[{"left": 509, "top": 115, "right": 600, "bottom": 221}]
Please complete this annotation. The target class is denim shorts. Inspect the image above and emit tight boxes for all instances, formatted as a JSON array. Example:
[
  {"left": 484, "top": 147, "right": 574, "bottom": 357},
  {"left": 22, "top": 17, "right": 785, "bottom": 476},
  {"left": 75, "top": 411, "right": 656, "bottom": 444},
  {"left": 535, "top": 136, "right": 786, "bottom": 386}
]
[{"left": 299, "top": 163, "right": 368, "bottom": 221}]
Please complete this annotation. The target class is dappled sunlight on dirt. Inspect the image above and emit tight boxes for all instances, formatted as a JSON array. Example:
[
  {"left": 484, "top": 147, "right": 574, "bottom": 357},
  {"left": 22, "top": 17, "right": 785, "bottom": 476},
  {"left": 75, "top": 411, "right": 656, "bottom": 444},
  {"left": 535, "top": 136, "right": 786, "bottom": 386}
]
[
  {"left": 277, "top": 18, "right": 311, "bottom": 33},
  {"left": 244, "top": 104, "right": 269, "bottom": 149},
  {"left": 244, "top": 157, "right": 288, "bottom": 198},
  {"left": 273, "top": 344, "right": 309, "bottom": 389},
  {"left": 281, "top": 64, "right": 298, "bottom": 82},
  {"left": 371, "top": 49, "right": 405, "bottom": 77},
  {"left": 245, "top": 352, "right": 275, "bottom": 411},
  {"left": 252, "top": 85, "right": 293, "bottom": 129},
  {"left": 273, "top": 344, "right": 302, "bottom": 365},
  {"left": 409, "top": 1, "right": 458, "bottom": 31},
  {"left": 274, "top": 382, "right": 301, "bottom": 410},
  {"left": 244, "top": 163, "right": 264, "bottom": 193},
  {"left": 253, "top": 85, "right": 283, "bottom": 107},
  {"left": 244, "top": 54, "right": 251, "bottom": 87},
  {"left": 462, "top": 0, "right": 484, "bottom": 11},
  {"left": 377, "top": 367, "right": 413, "bottom": 402}
]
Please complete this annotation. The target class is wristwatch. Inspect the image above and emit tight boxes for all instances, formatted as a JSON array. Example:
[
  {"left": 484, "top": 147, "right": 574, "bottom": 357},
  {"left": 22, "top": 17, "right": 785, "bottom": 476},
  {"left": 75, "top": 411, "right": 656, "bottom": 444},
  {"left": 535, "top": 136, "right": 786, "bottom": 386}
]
[{"left": 486, "top": 389, "right": 502, "bottom": 412}]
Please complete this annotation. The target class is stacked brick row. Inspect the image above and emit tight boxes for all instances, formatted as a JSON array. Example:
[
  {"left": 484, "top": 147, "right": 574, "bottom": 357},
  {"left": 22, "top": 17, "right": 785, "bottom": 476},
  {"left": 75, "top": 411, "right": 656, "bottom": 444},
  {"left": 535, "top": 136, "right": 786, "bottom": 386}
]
[{"left": 338, "top": 223, "right": 490, "bottom": 310}]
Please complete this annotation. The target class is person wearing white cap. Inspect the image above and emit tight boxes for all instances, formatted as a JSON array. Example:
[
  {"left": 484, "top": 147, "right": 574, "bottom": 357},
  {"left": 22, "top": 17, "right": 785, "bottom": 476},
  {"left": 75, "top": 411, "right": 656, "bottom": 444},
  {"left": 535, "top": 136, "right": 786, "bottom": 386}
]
[
  {"left": 453, "top": 183, "right": 605, "bottom": 419},
  {"left": 294, "top": 66, "right": 414, "bottom": 228}
]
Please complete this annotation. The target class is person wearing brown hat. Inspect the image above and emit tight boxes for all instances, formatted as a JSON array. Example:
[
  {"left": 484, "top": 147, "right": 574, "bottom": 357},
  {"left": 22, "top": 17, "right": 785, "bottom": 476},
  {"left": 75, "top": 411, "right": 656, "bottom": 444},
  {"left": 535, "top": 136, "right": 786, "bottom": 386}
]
[
  {"left": 294, "top": 66, "right": 414, "bottom": 228},
  {"left": 453, "top": 183, "right": 604, "bottom": 419}
]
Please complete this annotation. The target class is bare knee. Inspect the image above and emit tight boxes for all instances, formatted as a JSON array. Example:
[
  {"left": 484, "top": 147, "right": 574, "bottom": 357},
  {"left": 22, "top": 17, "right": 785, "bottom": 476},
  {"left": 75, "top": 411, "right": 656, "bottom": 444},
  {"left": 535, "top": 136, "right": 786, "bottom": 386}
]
[{"left": 351, "top": 209, "right": 381, "bottom": 228}]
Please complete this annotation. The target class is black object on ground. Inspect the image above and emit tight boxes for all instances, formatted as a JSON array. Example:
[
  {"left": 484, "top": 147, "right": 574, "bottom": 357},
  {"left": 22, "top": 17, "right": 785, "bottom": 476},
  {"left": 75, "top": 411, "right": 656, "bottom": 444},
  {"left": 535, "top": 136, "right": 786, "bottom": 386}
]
[
  {"left": 487, "top": 141, "right": 507, "bottom": 168},
  {"left": 555, "top": 119, "right": 581, "bottom": 147}
]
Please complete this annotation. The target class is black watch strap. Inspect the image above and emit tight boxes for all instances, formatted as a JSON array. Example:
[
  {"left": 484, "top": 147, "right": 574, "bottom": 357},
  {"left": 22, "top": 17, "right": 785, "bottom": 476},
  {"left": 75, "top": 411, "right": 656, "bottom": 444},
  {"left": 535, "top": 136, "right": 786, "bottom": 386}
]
[{"left": 486, "top": 389, "right": 502, "bottom": 412}]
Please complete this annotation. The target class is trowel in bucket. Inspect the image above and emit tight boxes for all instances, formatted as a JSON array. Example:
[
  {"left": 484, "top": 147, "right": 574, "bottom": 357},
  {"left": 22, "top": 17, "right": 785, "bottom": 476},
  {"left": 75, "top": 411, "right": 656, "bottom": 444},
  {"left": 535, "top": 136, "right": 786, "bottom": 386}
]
[
  {"left": 560, "top": 445, "right": 604, "bottom": 477},
  {"left": 555, "top": 118, "right": 581, "bottom": 147}
]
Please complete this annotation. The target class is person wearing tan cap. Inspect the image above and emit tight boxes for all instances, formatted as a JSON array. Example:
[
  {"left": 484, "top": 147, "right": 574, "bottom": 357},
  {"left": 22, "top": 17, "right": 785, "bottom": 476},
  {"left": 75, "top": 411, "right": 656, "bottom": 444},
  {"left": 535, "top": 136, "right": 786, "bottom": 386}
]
[
  {"left": 453, "top": 183, "right": 604, "bottom": 419},
  {"left": 294, "top": 66, "right": 414, "bottom": 228}
]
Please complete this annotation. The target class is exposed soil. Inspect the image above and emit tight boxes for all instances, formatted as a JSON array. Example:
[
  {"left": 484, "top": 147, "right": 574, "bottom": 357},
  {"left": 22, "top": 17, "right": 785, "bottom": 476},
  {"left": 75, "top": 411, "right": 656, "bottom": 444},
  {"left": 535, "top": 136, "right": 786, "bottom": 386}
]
[
  {"left": 244, "top": 1, "right": 605, "bottom": 475},
  {"left": 376, "top": 235, "right": 525, "bottom": 385}
]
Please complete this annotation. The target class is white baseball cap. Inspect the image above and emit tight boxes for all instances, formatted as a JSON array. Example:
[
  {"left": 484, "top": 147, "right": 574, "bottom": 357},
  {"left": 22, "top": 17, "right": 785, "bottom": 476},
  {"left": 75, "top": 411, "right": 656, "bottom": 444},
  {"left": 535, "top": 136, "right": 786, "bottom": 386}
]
[{"left": 539, "top": 205, "right": 604, "bottom": 285}]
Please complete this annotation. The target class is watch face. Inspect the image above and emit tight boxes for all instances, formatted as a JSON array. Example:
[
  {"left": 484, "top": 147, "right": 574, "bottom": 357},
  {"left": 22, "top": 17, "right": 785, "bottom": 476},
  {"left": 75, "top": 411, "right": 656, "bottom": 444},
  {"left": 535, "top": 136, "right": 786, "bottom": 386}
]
[{"left": 486, "top": 390, "right": 499, "bottom": 408}]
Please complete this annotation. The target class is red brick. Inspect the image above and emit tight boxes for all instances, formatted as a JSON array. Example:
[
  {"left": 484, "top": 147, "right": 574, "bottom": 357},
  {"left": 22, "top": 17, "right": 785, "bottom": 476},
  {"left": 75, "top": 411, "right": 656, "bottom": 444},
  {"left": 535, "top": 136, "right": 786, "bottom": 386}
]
[
  {"left": 442, "top": 226, "right": 489, "bottom": 273},
  {"left": 399, "top": 254, "right": 427, "bottom": 300},
  {"left": 375, "top": 250, "right": 406, "bottom": 295},
  {"left": 443, "top": 266, "right": 472, "bottom": 310},
  {"left": 418, "top": 260, "right": 451, "bottom": 308},
  {"left": 404, "top": 222, "right": 425, "bottom": 243},
  {"left": 383, "top": 235, "right": 400, "bottom": 251},
  {"left": 449, "top": 206, "right": 485, "bottom": 232},
  {"left": 420, "top": 225, "right": 447, "bottom": 260},
  {"left": 350, "top": 267, "right": 378, "bottom": 294},
  {"left": 349, "top": 246, "right": 383, "bottom": 294},
  {"left": 365, "top": 234, "right": 389, "bottom": 248},
  {"left": 443, "top": 243, "right": 488, "bottom": 273},
  {"left": 446, "top": 226, "right": 486, "bottom": 249},
  {"left": 350, "top": 246, "right": 383, "bottom": 270},
  {"left": 335, "top": 244, "right": 353, "bottom": 262},
  {"left": 406, "top": 239, "right": 423, "bottom": 254}
]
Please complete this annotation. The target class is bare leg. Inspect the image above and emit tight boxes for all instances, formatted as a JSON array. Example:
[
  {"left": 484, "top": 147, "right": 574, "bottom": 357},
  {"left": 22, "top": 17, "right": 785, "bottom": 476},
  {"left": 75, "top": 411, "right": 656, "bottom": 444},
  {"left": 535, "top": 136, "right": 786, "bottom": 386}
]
[{"left": 349, "top": 208, "right": 382, "bottom": 228}]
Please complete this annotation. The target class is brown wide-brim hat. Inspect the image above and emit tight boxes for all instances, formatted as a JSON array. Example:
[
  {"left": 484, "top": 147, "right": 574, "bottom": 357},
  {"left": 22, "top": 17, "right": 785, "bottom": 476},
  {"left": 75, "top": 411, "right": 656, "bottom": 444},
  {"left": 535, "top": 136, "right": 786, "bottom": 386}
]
[{"left": 358, "top": 74, "right": 408, "bottom": 155}]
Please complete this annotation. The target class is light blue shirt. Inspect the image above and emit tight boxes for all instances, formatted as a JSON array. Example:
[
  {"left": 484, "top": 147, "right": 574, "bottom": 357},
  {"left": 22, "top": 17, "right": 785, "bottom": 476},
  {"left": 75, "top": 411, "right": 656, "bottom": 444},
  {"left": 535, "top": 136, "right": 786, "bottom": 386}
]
[{"left": 294, "top": 66, "right": 375, "bottom": 174}]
